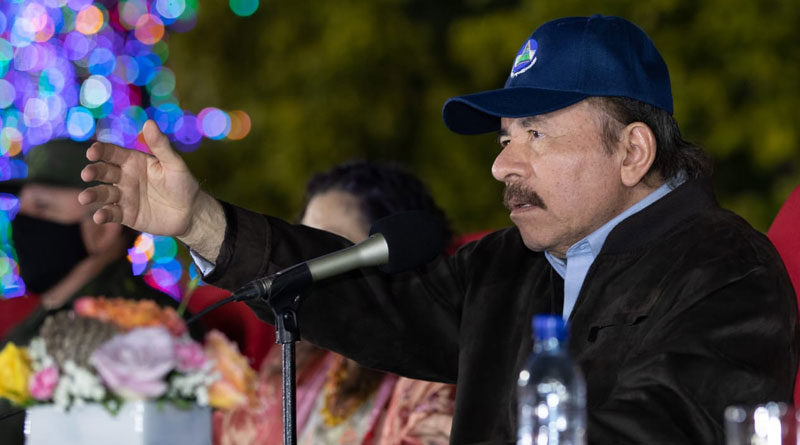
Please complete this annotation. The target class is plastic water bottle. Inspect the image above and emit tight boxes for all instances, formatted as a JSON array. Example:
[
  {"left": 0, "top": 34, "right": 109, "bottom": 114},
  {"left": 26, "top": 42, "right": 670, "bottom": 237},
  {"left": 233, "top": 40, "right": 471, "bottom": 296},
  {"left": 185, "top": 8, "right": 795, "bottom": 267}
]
[{"left": 517, "top": 314, "right": 586, "bottom": 445}]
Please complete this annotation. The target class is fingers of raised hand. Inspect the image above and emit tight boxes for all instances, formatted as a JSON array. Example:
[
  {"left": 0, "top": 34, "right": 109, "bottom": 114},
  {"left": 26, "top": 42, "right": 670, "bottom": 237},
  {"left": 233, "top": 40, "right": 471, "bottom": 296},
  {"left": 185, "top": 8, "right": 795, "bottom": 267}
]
[
  {"left": 78, "top": 184, "right": 122, "bottom": 207},
  {"left": 142, "top": 120, "right": 183, "bottom": 165},
  {"left": 81, "top": 162, "right": 122, "bottom": 184},
  {"left": 86, "top": 142, "right": 126, "bottom": 164},
  {"left": 92, "top": 205, "right": 124, "bottom": 225}
]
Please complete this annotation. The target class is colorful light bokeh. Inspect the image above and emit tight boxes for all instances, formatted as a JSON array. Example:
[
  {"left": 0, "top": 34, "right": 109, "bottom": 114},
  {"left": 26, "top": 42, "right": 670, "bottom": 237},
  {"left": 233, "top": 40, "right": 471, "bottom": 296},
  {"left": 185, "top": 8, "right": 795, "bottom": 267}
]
[
  {"left": 127, "top": 232, "right": 204, "bottom": 301},
  {"left": 0, "top": 193, "right": 23, "bottom": 298},
  {"left": 0, "top": 0, "right": 251, "bottom": 298},
  {"left": 229, "top": 0, "right": 259, "bottom": 17},
  {"left": 0, "top": 0, "right": 251, "bottom": 154}
]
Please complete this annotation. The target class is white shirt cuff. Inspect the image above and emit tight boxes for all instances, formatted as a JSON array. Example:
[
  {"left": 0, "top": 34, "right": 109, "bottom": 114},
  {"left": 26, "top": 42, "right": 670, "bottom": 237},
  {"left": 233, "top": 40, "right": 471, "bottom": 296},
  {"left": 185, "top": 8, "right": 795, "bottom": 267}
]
[{"left": 189, "top": 249, "right": 216, "bottom": 277}]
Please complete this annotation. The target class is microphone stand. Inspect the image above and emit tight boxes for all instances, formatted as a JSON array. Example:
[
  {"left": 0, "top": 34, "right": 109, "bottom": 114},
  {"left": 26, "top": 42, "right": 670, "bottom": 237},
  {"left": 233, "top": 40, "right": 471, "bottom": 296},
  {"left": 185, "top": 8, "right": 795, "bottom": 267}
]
[
  {"left": 261, "top": 265, "right": 312, "bottom": 445},
  {"left": 275, "top": 307, "right": 300, "bottom": 445}
]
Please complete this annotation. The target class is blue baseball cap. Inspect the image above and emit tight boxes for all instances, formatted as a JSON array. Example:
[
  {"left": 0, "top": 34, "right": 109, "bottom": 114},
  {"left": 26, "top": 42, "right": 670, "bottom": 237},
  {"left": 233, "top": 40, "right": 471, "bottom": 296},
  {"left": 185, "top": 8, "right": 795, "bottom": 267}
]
[{"left": 442, "top": 15, "right": 673, "bottom": 135}]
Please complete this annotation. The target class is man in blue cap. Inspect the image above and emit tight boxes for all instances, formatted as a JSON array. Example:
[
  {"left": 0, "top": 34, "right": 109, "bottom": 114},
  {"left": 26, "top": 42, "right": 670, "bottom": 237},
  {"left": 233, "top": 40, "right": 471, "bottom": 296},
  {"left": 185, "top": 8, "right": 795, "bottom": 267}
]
[{"left": 79, "top": 15, "right": 797, "bottom": 444}]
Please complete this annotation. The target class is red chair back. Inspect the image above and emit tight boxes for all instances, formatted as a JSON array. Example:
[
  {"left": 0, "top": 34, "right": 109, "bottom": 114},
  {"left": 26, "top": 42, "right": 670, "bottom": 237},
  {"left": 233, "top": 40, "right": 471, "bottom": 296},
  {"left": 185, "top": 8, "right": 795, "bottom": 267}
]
[
  {"left": 187, "top": 285, "right": 275, "bottom": 369},
  {"left": 0, "top": 294, "right": 41, "bottom": 340},
  {"left": 767, "top": 185, "right": 800, "bottom": 404}
]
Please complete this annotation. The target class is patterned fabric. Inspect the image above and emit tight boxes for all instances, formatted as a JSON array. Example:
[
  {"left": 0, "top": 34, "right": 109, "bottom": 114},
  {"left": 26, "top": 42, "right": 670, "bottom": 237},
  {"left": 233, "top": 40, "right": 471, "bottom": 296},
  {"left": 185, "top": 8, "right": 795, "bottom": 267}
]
[
  {"left": 376, "top": 379, "right": 456, "bottom": 445},
  {"left": 214, "top": 346, "right": 332, "bottom": 445},
  {"left": 214, "top": 348, "right": 454, "bottom": 445},
  {"left": 298, "top": 372, "right": 396, "bottom": 445}
]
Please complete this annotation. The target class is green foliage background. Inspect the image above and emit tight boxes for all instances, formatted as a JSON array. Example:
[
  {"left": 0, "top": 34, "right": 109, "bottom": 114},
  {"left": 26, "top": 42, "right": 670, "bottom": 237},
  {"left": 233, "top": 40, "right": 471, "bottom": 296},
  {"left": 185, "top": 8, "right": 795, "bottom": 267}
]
[{"left": 167, "top": 0, "right": 799, "bottom": 235}]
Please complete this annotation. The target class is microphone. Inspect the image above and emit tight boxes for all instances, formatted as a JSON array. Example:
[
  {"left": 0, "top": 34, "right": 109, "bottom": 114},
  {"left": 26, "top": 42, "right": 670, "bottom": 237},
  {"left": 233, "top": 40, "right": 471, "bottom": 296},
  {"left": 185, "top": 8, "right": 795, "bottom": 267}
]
[{"left": 232, "top": 210, "right": 443, "bottom": 303}]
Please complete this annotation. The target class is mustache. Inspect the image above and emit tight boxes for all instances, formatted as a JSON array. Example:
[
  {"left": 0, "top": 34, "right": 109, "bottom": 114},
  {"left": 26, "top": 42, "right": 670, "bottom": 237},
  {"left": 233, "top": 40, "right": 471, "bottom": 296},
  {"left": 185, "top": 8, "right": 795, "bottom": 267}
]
[{"left": 503, "top": 183, "right": 547, "bottom": 210}]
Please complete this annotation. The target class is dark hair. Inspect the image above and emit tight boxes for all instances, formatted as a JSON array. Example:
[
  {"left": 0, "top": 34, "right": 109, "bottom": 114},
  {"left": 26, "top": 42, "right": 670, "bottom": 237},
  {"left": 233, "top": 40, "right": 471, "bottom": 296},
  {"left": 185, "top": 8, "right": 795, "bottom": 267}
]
[
  {"left": 300, "top": 159, "right": 453, "bottom": 249},
  {"left": 588, "top": 96, "right": 713, "bottom": 181}
]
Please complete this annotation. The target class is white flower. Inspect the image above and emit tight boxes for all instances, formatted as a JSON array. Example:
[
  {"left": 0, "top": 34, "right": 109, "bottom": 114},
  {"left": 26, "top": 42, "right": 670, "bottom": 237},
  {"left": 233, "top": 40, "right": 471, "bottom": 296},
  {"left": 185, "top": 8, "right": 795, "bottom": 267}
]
[
  {"left": 166, "top": 360, "right": 219, "bottom": 404},
  {"left": 26, "top": 337, "right": 55, "bottom": 371},
  {"left": 195, "top": 387, "right": 209, "bottom": 407},
  {"left": 52, "top": 379, "right": 71, "bottom": 411},
  {"left": 51, "top": 360, "right": 107, "bottom": 411}
]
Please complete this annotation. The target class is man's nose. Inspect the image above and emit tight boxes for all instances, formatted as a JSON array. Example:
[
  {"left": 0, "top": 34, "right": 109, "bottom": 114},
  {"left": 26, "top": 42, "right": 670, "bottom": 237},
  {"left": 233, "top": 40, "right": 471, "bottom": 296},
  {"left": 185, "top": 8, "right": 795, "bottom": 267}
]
[{"left": 491, "top": 142, "right": 527, "bottom": 182}]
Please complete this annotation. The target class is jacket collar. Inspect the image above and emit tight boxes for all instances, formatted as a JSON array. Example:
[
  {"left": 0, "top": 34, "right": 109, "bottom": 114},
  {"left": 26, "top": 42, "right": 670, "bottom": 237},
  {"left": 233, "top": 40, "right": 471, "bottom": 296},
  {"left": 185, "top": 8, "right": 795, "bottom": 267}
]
[{"left": 600, "top": 177, "right": 717, "bottom": 255}]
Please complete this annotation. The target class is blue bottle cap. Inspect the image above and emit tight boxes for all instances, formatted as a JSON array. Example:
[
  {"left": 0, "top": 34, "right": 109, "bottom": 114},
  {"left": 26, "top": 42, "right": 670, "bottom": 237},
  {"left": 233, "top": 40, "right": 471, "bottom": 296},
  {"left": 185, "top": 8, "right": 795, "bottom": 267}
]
[{"left": 532, "top": 314, "right": 567, "bottom": 341}]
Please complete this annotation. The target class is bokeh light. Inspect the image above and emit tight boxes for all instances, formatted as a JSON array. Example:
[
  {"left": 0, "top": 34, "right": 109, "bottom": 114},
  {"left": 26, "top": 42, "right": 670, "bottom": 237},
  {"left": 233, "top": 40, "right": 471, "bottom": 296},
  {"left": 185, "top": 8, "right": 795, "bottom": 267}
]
[
  {"left": 173, "top": 112, "right": 201, "bottom": 151},
  {"left": 119, "top": 1, "right": 146, "bottom": 28},
  {"left": 0, "top": 165, "right": 21, "bottom": 295},
  {"left": 132, "top": 54, "right": 157, "bottom": 86},
  {"left": 80, "top": 74, "right": 112, "bottom": 108},
  {"left": 0, "top": 0, "right": 250, "bottom": 299},
  {"left": 0, "top": 127, "right": 23, "bottom": 156},
  {"left": 23, "top": 97, "right": 49, "bottom": 128},
  {"left": 88, "top": 47, "right": 116, "bottom": 76},
  {"left": 156, "top": 0, "right": 187, "bottom": 20},
  {"left": 147, "top": 67, "right": 175, "bottom": 98},
  {"left": 0, "top": 194, "right": 19, "bottom": 221},
  {"left": 150, "top": 257, "right": 182, "bottom": 286},
  {"left": 68, "top": 0, "right": 95, "bottom": 12},
  {"left": 64, "top": 31, "right": 90, "bottom": 60},
  {"left": 128, "top": 232, "right": 155, "bottom": 275},
  {"left": 198, "top": 107, "right": 231, "bottom": 140},
  {"left": 75, "top": 5, "right": 105, "bottom": 35},
  {"left": 0, "top": 80, "right": 14, "bottom": 108},
  {"left": 229, "top": 0, "right": 259, "bottom": 17},
  {"left": 0, "top": 198, "right": 21, "bottom": 296},
  {"left": 227, "top": 110, "right": 251, "bottom": 140},
  {"left": 66, "top": 106, "right": 95, "bottom": 141},
  {"left": 130, "top": 233, "right": 185, "bottom": 300},
  {"left": 0, "top": 157, "right": 27, "bottom": 182},
  {"left": 134, "top": 13, "right": 165, "bottom": 45},
  {"left": 39, "top": 67, "right": 65, "bottom": 97}
]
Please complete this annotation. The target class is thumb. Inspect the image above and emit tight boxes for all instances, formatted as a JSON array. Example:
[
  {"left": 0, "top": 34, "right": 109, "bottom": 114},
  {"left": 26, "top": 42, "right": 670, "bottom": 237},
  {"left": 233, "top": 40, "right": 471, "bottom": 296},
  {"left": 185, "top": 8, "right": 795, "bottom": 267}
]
[{"left": 142, "top": 120, "right": 183, "bottom": 165}]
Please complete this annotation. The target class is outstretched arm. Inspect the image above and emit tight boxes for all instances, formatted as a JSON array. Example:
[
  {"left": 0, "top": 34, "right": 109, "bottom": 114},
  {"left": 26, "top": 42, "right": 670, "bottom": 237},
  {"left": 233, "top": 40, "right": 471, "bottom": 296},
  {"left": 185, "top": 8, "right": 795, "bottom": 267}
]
[{"left": 78, "top": 120, "right": 226, "bottom": 262}]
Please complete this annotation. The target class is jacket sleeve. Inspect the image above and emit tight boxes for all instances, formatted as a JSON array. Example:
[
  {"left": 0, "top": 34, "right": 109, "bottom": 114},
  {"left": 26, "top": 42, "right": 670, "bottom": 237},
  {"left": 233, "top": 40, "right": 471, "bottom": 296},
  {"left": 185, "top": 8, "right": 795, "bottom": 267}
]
[
  {"left": 586, "top": 264, "right": 799, "bottom": 444},
  {"left": 203, "top": 202, "right": 464, "bottom": 383}
]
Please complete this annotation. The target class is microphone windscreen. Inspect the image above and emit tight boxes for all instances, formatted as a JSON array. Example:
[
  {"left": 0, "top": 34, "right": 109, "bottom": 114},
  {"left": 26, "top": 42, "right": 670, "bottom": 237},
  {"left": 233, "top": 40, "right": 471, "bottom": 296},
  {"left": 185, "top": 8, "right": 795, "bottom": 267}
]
[{"left": 369, "top": 210, "right": 444, "bottom": 273}]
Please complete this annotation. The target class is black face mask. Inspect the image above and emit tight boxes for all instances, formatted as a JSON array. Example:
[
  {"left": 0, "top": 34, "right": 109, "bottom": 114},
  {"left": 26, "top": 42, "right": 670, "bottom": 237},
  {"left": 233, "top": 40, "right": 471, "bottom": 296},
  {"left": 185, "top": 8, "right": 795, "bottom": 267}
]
[{"left": 11, "top": 214, "right": 88, "bottom": 294}]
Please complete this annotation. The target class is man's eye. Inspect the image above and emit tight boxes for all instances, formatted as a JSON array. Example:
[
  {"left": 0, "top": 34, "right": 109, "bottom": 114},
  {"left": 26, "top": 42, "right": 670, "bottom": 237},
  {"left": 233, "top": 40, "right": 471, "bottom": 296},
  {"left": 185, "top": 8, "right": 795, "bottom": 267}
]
[
  {"left": 499, "top": 138, "right": 510, "bottom": 148},
  {"left": 529, "top": 130, "right": 540, "bottom": 138}
]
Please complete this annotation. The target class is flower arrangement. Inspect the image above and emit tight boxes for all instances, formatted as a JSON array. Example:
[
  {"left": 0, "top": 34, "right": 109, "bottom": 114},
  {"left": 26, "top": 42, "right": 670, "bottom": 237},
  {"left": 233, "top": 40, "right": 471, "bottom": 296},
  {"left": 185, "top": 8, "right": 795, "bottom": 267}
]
[{"left": 0, "top": 297, "right": 256, "bottom": 414}]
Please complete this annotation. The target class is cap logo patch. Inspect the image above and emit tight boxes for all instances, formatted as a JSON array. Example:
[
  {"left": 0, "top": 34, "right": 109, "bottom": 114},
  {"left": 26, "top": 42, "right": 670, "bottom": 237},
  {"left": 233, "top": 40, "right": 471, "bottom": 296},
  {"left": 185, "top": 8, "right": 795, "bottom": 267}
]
[{"left": 510, "top": 39, "right": 537, "bottom": 77}]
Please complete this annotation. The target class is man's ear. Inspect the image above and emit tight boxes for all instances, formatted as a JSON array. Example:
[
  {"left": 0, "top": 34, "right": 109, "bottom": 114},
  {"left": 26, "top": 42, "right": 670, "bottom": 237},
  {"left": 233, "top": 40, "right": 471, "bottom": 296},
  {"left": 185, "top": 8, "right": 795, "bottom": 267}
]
[
  {"left": 81, "top": 218, "right": 123, "bottom": 256},
  {"left": 619, "top": 122, "right": 657, "bottom": 187}
]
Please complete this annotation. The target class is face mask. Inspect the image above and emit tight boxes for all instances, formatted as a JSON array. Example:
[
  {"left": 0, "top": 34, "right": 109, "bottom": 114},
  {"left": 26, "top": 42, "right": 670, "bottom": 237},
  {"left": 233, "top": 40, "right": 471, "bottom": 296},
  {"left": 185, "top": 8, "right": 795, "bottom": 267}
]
[{"left": 11, "top": 214, "right": 88, "bottom": 294}]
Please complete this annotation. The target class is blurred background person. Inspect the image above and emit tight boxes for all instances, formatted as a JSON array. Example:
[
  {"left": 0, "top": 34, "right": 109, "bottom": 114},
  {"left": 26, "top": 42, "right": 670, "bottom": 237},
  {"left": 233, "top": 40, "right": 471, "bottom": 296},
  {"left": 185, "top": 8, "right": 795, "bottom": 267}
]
[
  {"left": 0, "top": 139, "right": 190, "bottom": 345},
  {"left": 216, "top": 159, "right": 457, "bottom": 445},
  {"left": 0, "top": 139, "right": 197, "bottom": 445}
]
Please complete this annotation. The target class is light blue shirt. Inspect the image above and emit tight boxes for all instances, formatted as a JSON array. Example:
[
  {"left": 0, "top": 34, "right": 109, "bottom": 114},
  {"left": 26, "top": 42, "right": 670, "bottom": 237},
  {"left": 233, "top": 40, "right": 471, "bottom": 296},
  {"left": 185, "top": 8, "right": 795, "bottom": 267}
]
[{"left": 545, "top": 176, "right": 685, "bottom": 320}]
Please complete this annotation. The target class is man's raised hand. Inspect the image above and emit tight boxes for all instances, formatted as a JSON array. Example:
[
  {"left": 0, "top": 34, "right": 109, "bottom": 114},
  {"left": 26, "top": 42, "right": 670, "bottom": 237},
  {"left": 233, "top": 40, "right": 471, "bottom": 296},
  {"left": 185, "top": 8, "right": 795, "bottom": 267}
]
[
  {"left": 78, "top": 119, "right": 202, "bottom": 238},
  {"left": 79, "top": 120, "right": 226, "bottom": 261}
]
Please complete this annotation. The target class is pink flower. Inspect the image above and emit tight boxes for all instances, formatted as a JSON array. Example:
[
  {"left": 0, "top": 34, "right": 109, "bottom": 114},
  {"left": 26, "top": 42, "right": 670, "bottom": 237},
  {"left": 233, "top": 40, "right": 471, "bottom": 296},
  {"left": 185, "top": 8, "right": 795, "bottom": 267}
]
[
  {"left": 29, "top": 366, "right": 59, "bottom": 401},
  {"left": 174, "top": 339, "right": 207, "bottom": 372},
  {"left": 90, "top": 327, "right": 176, "bottom": 399},
  {"left": 73, "top": 297, "right": 95, "bottom": 317}
]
